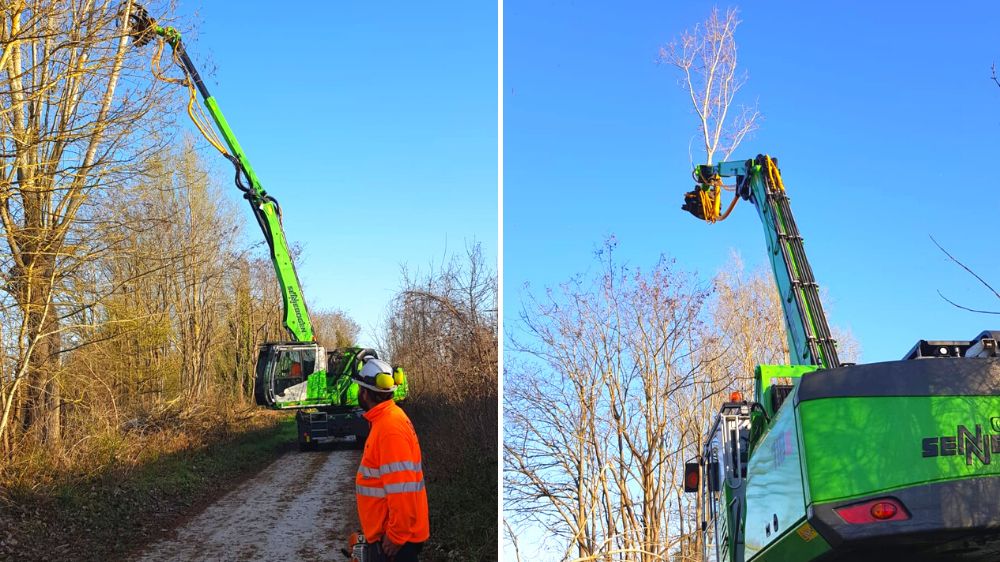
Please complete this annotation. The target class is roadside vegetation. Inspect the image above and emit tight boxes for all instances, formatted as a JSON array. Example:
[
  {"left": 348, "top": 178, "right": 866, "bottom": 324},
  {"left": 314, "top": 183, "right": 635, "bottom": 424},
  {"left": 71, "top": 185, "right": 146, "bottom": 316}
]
[
  {"left": 0, "top": 409, "right": 295, "bottom": 561},
  {"left": 383, "top": 244, "right": 498, "bottom": 561}
]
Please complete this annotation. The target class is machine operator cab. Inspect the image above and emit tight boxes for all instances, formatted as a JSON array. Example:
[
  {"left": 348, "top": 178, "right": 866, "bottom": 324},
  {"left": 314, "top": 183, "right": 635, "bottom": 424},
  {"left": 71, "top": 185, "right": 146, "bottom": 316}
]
[
  {"left": 253, "top": 342, "right": 327, "bottom": 408},
  {"left": 254, "top": 345, "right": 401, "bottom": 410},
  {"left": 685, "top": 395, "right": 753, "bottom": 562}
]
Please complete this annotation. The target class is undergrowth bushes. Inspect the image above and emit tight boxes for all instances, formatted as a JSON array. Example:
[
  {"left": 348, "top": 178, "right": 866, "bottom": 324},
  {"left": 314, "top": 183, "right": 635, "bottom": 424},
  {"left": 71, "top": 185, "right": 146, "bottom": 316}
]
[{"left": 383, "top": 244, "right": 498, "bottom": 561}]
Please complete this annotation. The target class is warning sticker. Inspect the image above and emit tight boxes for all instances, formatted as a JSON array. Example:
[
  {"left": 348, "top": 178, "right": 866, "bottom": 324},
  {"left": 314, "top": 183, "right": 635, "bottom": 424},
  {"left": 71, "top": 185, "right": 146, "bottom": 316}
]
[{"left": 796, "top": 523, "right": 818, "bottom": 542}]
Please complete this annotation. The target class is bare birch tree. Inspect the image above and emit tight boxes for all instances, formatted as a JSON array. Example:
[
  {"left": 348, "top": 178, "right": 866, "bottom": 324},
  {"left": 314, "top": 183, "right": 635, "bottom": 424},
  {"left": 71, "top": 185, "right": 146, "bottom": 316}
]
[{"left": 659, "top": 7, "right": 760, "bottom": 164}]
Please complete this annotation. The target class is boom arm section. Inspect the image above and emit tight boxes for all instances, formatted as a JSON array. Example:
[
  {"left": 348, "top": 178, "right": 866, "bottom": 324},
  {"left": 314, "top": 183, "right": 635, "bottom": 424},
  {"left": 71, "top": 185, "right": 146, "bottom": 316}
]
[
  {"left": 128, "top": 7, "right": 313, "bottom": 342},
  {"left": 693, "top": 155, "right": 840, "bottom": 369}
]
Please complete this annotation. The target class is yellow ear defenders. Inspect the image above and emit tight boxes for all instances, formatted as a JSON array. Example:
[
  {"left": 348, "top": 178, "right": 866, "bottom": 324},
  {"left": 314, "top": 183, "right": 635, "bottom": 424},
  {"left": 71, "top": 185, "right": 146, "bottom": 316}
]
[
  {"left": 375, "top": 372, "right": 396, "bottom": 390},
  {"left": 393, "top": 367, "right": 406, "bottom": 386}
]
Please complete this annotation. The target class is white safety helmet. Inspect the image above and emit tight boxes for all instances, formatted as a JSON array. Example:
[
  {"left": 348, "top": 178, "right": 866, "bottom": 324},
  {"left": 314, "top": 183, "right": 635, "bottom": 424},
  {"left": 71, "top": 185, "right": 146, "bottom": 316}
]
[{"left": 353, "top": 357, "right": 396, "bottom": 393}]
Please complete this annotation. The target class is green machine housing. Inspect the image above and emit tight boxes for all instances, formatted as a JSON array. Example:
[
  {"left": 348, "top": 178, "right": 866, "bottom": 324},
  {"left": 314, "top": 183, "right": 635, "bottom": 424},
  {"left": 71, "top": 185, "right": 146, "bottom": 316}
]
[{"left": 684, "top": 155, "right": 1000, "bottom": 561}]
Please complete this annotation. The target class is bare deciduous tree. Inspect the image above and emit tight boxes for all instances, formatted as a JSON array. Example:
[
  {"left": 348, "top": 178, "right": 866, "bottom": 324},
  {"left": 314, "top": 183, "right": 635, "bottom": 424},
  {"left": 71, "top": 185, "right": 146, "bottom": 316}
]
[
  {"left": 660, "top": 7, "right": 760, "bottom": 164},
  {"left": 311, "top": 308, "right": 361, "bottom": 350},
  {"left": 707, "top": 253, "right": 789, "bottom": 389},
  {"left": 506, "top": 241, "right": 713, "bottom": 562},
  {"left": 0, "top": 0, "right": 176, "bottom": 449}
]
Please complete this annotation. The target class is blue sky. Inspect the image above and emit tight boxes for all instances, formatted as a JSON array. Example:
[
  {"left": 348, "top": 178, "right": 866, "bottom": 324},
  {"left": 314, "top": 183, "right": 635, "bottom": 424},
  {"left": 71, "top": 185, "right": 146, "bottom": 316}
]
[
  {"left": 505, "top": 0, "right": 1000, "bottom": 364},
  {"left": 169, "top": 1, "right": 497, "bottom": 342}
]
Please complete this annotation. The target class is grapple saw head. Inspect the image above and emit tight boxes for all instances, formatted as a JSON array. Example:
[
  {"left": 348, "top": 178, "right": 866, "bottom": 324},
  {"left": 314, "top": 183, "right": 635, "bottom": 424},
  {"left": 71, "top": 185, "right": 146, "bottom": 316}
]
[
  {"left": 681, "top": 188, "right": 708, "bottom": 220},
  {"left": 122, "top": 3, "right": 157, "bottom": 48},
  {"left": 681, "top": 165, "right": 719, "bottom": 221}
]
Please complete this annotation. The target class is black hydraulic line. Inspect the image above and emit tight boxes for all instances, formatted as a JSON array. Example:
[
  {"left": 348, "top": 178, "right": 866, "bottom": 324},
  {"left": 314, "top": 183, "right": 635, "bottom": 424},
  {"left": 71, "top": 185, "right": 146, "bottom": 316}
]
[
  {"left": 264, "top": 195, "right": 282, "bottom": 218},
  {"left": 223, "top": 152, "right": 275, "bottom": 253},
  {"left": 760, "top": 187, "right": 816, "bottom": 359},
  {"left": 250, "top": 202, "right": 276, "bottom": 254},
  {"left": 225, "top": 154, "right": 251, "bottom": 193},
  {"left": 222, "top": 152, "right": 282, "bottom": 261},
  {"left": 177, "top": 47, "right": 211, "bottom": 100}
]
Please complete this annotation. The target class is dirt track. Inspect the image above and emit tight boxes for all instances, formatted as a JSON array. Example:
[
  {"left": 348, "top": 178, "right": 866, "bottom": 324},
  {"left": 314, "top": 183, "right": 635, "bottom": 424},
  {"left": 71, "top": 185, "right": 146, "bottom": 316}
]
[{"left": 133, "top": 447, "right": 360, "bottom": 562}]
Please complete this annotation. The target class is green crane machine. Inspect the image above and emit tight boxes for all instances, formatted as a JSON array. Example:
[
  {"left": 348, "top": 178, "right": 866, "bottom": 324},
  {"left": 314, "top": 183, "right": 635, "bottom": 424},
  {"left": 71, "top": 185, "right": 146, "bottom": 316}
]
[
  {"left": 123, "top": 5, "right": 407, "bottom": 451},
  {"left": 682, "top": 155, "right": 1000, "bottom": 561}
]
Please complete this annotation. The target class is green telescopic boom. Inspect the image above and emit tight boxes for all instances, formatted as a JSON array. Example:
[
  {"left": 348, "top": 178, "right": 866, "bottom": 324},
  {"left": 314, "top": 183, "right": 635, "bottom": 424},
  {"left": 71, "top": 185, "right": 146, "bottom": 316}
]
[
  {"left": 129, "top": 8, "right": 314, "bottom": 343},
  {"left": 689, "top": 155, "right": 840, "bottom": 370}
]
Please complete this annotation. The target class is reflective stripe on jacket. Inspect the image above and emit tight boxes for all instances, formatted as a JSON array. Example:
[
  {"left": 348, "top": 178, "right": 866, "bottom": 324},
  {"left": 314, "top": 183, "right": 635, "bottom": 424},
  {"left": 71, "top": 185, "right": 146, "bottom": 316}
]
[{"left": 355, "top": 399, "right": 430, "bottom": 544}]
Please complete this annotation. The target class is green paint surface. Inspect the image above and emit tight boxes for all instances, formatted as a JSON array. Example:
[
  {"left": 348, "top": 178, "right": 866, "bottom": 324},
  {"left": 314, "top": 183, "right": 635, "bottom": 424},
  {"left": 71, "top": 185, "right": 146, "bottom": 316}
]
[
  {"left": 799, "top": 395, "right": 1000, "bottom": 503},
  {"left": 754, "top": 364, "right": 819, "bottom": 419},
  {"left": 745, "top": 401, "right": 809, "bottom": 558},
  {"left": 751, "top": 521, "right": 831, "bottom": 562}
]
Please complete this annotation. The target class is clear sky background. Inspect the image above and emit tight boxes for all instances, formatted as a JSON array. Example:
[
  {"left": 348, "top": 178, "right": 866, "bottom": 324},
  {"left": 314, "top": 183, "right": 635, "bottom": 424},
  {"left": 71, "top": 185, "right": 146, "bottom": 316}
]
[
  {"left": 505, "top": 0, "right": 1000, "bottom": 369},
  {"left": 168, "top": 1, "right": 497, "bottom": 343}
]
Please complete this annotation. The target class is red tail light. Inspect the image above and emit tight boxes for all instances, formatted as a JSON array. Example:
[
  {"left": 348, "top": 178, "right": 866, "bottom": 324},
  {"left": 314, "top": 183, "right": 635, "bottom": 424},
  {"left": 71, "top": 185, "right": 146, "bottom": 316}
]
[
  {"left": 683, "top": 462, "right": 700, "bottom": 492},
  {"left": 870, "top": 502, "right": 897, "bottom": 520},
  {"left": 835, "top": 498, "right": 909, "bottom": 524}
]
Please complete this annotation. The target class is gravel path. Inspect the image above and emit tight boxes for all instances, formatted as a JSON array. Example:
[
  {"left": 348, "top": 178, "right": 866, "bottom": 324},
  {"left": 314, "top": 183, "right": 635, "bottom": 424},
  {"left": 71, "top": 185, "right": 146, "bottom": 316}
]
[{"left": 134, "top": 448, "right": 360, "bottom": 562}]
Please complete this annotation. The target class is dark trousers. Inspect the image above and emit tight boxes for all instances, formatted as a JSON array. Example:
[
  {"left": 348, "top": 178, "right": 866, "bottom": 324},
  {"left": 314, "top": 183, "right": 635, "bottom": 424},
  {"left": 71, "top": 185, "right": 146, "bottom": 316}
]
[{"left": 391, "top": 541, "right": 423, "bottom": 562}]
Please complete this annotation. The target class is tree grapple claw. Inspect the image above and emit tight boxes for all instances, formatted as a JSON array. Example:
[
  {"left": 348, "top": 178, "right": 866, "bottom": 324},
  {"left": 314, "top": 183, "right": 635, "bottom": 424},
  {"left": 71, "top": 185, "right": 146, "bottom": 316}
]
[
  {"left": 123, "top": 3, "right": 157, "bottom": 48},
  {"left": 681, "top": 188, "right": 708, "bottom": 220}
]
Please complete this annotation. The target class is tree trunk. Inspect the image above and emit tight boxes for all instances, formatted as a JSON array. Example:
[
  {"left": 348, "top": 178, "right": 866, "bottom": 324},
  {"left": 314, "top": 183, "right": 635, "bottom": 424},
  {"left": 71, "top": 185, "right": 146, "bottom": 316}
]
[{"left": 15, "top": 251, "right": 62, "bottom": 448}]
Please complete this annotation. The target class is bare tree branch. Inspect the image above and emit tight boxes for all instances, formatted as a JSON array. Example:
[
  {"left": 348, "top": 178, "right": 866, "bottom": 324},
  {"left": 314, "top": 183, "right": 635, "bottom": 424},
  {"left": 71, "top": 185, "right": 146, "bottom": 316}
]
[
  {"left": 937, "top": 290, "right": 1000, "bottom": 315},
  {"left": 931, "top": 235, "right": 1000, "bottom": 314}
]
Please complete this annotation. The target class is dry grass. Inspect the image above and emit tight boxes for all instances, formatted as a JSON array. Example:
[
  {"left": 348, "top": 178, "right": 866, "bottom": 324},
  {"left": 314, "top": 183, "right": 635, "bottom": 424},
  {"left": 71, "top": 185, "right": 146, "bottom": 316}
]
[{"left": 0, "top": 400, "right": 294, "bottom": 562}]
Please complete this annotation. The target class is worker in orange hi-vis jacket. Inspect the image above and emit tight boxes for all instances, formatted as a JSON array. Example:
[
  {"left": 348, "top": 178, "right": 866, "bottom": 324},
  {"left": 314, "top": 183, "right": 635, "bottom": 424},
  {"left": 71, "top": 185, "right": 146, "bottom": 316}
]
[{"left": 353, "top": 357, "right": 429, "bottom": 561}]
